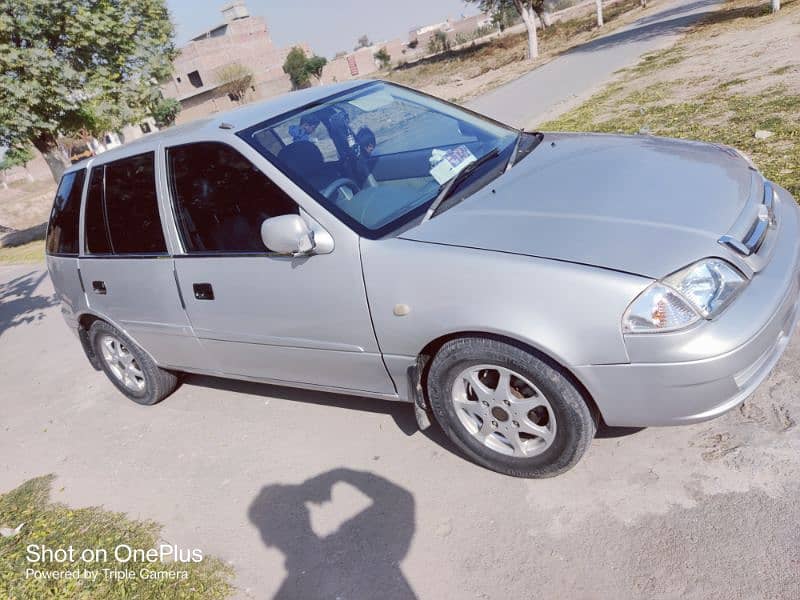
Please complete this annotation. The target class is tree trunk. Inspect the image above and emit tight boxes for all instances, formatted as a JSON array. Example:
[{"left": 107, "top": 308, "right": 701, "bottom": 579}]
[
  {"left": 771, "top": 0, "right": 780, "bottom": 12},
  {"left": 514, "top": 1, "right": 539, "bottom": 59},
  {"left": 596, "top": 0, "right": 605, "bottom": 27},
  {"left": 32, "top": 133, "right": 68, "bottom": 183},
  {"left": 640, "top": 0, "right": 647, "bottom": 7}
]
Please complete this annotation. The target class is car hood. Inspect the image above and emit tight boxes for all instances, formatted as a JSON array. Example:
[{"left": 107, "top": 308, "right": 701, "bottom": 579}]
[{"left": 401, "top": 133, "right": 760, "bottom": 278}]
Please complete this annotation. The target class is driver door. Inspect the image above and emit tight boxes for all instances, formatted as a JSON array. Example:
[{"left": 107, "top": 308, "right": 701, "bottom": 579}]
[{"left": 166, "top": 140, "right": 395, "bottom": 395}]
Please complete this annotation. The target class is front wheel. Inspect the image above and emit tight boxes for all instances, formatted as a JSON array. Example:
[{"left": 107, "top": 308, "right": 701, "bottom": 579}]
[
  {"left": 89, "top": 320, "right": 178, "bottom": 406},
  {"left": 426, "top": 337, "right": 596, "bottom": 478}
]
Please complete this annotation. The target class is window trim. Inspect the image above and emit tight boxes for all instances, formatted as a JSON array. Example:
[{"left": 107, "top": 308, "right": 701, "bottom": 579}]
[
  {"left": 83, "top": 151, "right": 169, "bottom": 257},
  {"left": 164, "top": 140, "right": 300, "bottom": 257}
]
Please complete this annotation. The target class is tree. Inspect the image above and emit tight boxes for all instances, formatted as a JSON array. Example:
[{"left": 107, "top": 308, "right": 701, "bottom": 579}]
[
  {"left": 282, "top": 48, "right": 327, "bottom": 89},
  {"left": 771, "top": 0, "right": 780, "bottom": 11},
  {"left": 150, "top": 97, "right": 181, "bottom": 128},
  {"left": 491, "top": 3, "right": 521, "bottom": 30},
  {"left": 284, "top": 47, "right": 311, "bottom": 89},
  {"left": 471, "top": 0, "right": 548, "bottom": 58},
  {"left": 596, "top": 0, "right": 604, "bottom": 26},
  {"left": 0, "top": 0, "right": 176, "bottom": 183},
  {"left": 354, "top": 34, "right": 371, "bottom": 51},
  {"left": 0, "top": 144, "right": 34, "bottom": 188},
  {"left": 427, "top": 30, "right": 451, "bottom": 54},
  {"left": 374, "top": 47, "right": 391, "bottom": 69},
  {"left": 216, "top": 63, "right": 254, "bottom": 104},
  {"left": 305, "top": 55, "right": 328, "bottom": 84}
]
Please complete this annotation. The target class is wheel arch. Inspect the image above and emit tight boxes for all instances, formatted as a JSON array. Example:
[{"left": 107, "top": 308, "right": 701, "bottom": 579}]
[
  {"left": 416, "top": 330, "right": 602, "bottom": 424},
  {"left": 76, "top": 310, "right": 160, "bottom": 371}
]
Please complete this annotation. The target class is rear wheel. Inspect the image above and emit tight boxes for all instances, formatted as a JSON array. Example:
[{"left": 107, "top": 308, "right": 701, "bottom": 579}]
[
  {"left": 427, "top": 337, "right": 596, "bottom": 478},
  {"left": 89, "top": 320, "right": 178, "bottom": 405}
]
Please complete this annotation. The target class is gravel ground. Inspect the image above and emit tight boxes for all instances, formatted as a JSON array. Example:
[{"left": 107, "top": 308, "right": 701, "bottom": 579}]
[{"left": 2, "top": 261, "right": 799, "bottom": 599}]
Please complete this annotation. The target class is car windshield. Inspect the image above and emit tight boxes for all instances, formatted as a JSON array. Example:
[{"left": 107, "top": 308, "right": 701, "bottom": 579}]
[{"left": 240, "top": 82, "right": 518, "bottom": 237}]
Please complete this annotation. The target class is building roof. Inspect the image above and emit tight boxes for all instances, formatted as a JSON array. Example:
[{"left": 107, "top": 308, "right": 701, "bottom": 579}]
[{"left": 64, "top": 80, "right": 371, "bottom": 173}]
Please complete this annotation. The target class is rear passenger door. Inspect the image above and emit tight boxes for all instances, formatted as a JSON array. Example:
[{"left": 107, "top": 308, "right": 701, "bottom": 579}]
[
  {"left": 79, "top": 152, "right": 208, "bottom": 371},
  {"left": 167, "top": 141, "right": 395, "bottom": 395}
]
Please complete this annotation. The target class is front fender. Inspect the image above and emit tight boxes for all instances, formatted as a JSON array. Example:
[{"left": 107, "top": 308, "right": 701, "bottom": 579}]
[{"left": 360, "top": 238, "right": 650, "bottom": 368}]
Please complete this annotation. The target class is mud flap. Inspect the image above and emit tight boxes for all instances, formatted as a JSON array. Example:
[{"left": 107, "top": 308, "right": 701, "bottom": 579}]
[
  {"left": 78, "top": 326, "right": 102, "bottom": 370},
  {"left": 409, "top": 363, "right": 433, "bottom": 431}
]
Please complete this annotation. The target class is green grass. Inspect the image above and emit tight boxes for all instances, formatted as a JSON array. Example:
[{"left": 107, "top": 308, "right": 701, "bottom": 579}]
[
  {"left": 624, "top": 46, "right": 687, "bottom": 76},
  {"left": 0, "top": 476, "right": 234, "bottom": 599},
  {"left": 0, "top": 241, "right": 45, "bottom": 265},
  {"left": 542, "top": 65, "right": 800, "bottom": 199}
]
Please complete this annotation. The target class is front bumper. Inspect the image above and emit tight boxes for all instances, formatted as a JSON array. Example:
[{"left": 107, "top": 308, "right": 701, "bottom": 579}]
[{"left": 576, "top": 188, "right": 800, "bottom": 427}]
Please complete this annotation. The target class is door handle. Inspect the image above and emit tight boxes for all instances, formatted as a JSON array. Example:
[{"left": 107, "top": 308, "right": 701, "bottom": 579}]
[
  {"left": 193, "top": 283, "right": 214, "bottom": 300},
  {"left": 92, "top": 281, "right": 107, "bottom": 295}
]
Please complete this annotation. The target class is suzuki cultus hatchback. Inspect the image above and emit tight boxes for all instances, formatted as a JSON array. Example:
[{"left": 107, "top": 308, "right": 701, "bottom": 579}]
[{"left": 46, "top": 81, "right": 800, "bottom": 477}]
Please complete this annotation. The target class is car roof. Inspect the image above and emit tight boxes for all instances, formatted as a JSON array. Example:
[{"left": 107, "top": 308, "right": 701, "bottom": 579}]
[{"left": 64, "top": 80, "right": 373, "bottom": 175}]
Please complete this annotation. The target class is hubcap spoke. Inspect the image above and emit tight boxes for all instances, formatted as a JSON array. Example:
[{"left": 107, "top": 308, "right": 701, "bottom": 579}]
[
  {"left": 466, "top": 371, "right": 492, "bottom": 403},
  {"left": 511, "top": 397, "right": 548, "bottom": 415},
  {"left": 493, "top": 369, "right": 511, "bottom": 403},
  {"left": 519, "top": 419, "right": 553, "bottom": 442},
  {"left": 475, "top": 417, "right": 494, "bottom": 442},
  {"left": 504, "top": 431, "right": 525, "bottom": 455}
]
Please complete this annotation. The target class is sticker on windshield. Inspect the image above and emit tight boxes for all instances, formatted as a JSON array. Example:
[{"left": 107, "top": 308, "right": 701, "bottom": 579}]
[{"left": 429, "top": 145, "right": 477, "bottom": 185}]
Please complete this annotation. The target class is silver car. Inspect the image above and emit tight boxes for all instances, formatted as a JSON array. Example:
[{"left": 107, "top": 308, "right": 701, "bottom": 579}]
[{"left": 46, "top": 81, "right": 800, "bottom": 477}]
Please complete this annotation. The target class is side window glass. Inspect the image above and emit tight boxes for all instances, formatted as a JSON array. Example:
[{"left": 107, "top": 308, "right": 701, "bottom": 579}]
[
  {"left": 84, "top": 166, "right": 112, "bottom": 254},
  {"left": 46, "top": 169, "right": 85, "bottom": 255},
  {"left": 104, "top": 152, "right": 167, "bottom": 254},
  {"left": 167, "top": 142, "right": 298, "bottom": 253}
]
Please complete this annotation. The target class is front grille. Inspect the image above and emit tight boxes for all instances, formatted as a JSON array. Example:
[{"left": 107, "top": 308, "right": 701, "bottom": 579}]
[{"left": 719, "top": 179, "right": 778, "bottom": 257}]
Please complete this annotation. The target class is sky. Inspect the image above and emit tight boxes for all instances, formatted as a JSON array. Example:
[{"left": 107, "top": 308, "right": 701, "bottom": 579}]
[{"left": 165, "top": 0, "right": 480, "bottom": 58}]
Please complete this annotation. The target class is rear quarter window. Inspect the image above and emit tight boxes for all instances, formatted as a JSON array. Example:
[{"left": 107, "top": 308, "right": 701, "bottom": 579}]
[{"left": 46, "top": 169, "right": 86, "bottom": 255}]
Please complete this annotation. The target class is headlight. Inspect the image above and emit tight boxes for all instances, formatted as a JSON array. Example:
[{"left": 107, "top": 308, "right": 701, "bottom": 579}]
[{"left": 623, "top": 258, "right": 748, "bottom": 333}]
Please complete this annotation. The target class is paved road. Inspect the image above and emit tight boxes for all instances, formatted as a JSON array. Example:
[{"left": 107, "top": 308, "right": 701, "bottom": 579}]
[
  {"left": 3, "top": 260, "right": 800, "bottom": 599},
  {"left": 467, "top": 0, "right": 722, "bottom": 127}
]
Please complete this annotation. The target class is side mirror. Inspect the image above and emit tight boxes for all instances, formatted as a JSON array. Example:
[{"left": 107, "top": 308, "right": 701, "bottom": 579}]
[{"left": 261, "top": 214, "right": 316, "bottom": 256}]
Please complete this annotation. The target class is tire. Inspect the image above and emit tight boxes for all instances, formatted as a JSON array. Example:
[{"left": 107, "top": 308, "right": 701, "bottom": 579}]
[
  {"left": 426, "top": 337, "right": 596, "bottom": 478},
  {"left": 89, "top": 320, "right": 178, "bottom": 406}
]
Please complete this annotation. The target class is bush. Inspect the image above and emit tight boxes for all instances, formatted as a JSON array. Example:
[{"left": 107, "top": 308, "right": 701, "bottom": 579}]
[{"left": 150, "top": 98, "right": 181, "bottom": 128}]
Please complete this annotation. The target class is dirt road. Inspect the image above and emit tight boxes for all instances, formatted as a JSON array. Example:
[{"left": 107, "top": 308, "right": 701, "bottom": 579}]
[
  {"left": 467, "top": 0, "right": 724, "bottom": 128},
  {"left": 2, "top": 256, "right": 799, "bottom": 600}
]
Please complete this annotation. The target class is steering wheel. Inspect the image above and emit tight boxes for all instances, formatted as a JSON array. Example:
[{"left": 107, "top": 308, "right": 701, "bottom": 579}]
[{"left": 320, "top": 178, "right": 361, "bottom": 203}]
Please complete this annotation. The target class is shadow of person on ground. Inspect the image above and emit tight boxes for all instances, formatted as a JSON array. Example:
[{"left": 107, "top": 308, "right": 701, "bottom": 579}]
[
  {"left": 249, "top": 468, "right": 417, "bottom": 599},
  {"left": 0, "top": 270, "right": 56, "bottom": 338}
]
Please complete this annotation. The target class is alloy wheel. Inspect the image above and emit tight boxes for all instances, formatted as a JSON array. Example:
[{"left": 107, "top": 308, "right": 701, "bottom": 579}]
[
  {"left": 451, "top": 364, "right": 556, "bottom": 457},
  {"left": 98, "top": 334, "right": 146, "bottom": 393}
]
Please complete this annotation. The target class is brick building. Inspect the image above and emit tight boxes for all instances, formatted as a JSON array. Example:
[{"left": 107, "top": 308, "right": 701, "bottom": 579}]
[
  {"left": 161, "top": 1, "right": 311, "bottom": 124},
  {"left": 319, "top": 12, "right": 494, "bottom": 85}
]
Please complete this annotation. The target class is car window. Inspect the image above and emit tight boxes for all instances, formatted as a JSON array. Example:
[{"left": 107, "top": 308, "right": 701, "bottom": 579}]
[
  {"left": 84, "top": 166, "right": 112, "bottom": 254},
  {"left": 166, "top": 142, "right": 298, "bottom": 253},
  {"left": 104, "top": 152, "right": 167, "bottom": 254},
  {"left": 240, "top": 82, "right": 517, "bottom": 238},
  {"left": 46, "top": 169, "right": 85, "bottom": 255}
]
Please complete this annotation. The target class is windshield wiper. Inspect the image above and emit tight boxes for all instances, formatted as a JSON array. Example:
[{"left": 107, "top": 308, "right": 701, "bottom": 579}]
[{"left": 422, "top": 147, "right": 500, "bottom": 222}]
